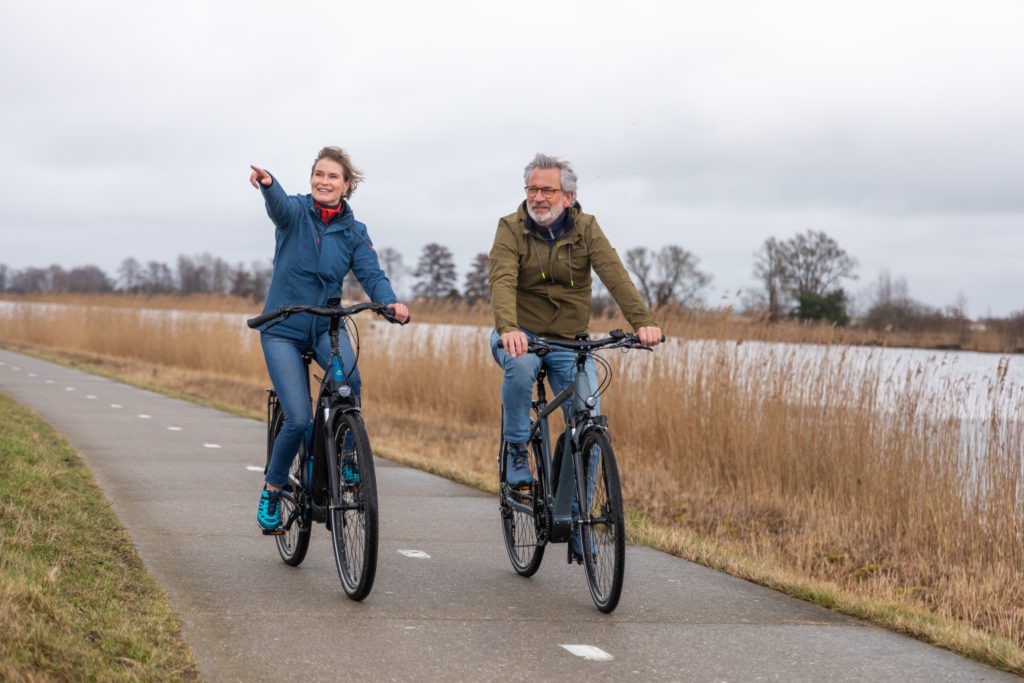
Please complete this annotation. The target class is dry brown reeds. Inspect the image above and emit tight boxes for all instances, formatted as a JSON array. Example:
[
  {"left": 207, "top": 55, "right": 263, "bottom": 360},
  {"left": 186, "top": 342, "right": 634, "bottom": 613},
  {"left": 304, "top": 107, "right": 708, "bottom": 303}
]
[{"left": 2, "top": 296, "right": 1023, "bottom": 668}]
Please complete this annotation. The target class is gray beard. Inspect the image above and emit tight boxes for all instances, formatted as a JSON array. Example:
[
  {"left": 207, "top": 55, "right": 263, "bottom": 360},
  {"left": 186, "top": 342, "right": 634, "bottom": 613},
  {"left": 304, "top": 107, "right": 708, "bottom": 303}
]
[{"left": 526, "top": 202, "right": 564, "bottom": 227}]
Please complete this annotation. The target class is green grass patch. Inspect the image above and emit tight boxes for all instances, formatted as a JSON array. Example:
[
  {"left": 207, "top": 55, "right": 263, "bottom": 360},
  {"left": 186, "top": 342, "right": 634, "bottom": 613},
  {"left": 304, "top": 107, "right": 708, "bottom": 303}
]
[{"left": 0, "top": 392, "right": 198, "bottom": 682}]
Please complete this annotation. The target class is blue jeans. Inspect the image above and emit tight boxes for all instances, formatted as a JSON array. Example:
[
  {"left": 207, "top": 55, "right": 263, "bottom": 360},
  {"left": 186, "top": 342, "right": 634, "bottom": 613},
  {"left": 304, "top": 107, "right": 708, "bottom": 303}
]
[
  {"left": 261, "top": 330, "right": 359, "bottom": 487},
  {"left": 489, "top": 329, "right": 600, "bottom": 445},
  {"left": 490, "top": 329, "right": 601, "bottom": 525}
]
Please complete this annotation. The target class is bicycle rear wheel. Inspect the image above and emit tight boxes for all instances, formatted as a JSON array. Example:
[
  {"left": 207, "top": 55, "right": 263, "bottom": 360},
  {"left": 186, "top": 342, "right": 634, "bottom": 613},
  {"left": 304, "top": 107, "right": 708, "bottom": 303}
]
[
  {"left": 499, "top": 440, "right": 546, "bottom": 576},
  {"left": 270, "top": 408, "right": 310, "bottom": 566},
  {"left": 579, "top": 429, "right": 625, "bottom": 613},
  {"left": 328, "top": 411, "right": 378, "bottom": 600}
]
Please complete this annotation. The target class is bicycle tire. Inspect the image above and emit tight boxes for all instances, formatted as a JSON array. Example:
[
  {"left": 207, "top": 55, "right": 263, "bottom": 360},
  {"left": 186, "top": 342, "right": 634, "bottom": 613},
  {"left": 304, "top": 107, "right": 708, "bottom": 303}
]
[
  {"left": 270, "top": 408, "right": 310, "bottom": 566},
  {"left": 500, "top": 440, "right": 546, "bottom": 576},
  {"left": 328, "top": 411, "right": 378, "bottom": 600},
  {"left": 578, "top": 429, "right": 625, "bottom": 613}
]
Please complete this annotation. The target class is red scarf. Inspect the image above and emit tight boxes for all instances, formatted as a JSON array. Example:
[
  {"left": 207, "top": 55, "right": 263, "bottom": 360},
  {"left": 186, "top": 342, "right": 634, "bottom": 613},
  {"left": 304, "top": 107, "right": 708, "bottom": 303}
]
[{"left": 314, "top": 201, "right": 343, "bottom": 225}]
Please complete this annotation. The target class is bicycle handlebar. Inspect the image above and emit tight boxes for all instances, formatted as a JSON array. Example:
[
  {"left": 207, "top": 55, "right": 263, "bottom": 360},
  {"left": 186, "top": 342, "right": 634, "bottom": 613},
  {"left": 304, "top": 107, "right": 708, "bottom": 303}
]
[
  {"left": 247, "top": 302, "right": 410, "bottom": 330},
  {"left": 497, "top": 329, "right": 665, "bottom": 353}
]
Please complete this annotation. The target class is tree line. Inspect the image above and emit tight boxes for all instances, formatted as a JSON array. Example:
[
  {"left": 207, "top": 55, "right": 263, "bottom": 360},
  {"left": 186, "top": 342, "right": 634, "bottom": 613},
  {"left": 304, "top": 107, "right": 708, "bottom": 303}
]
[{"left": 2, "top": 232, "right": 1020, "bottom": 332}]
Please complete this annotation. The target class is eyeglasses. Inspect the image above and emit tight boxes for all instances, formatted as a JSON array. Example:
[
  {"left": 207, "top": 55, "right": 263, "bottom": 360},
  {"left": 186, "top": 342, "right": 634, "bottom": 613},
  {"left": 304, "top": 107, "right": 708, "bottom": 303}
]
[{"left": 525, "top": 186, "right": 562, "bottom": 199}]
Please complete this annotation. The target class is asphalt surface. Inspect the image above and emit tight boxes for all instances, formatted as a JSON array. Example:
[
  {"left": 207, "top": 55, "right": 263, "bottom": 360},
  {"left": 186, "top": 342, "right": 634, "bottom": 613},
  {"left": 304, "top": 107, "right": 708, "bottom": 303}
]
[{"left": 0, "top": 347, "right": 1016, "bottom": 682}]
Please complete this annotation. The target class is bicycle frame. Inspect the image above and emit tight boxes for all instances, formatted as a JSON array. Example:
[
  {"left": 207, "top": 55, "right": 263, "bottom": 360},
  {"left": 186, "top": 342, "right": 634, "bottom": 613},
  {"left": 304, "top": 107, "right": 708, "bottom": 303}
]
[
  {"left": 270, "top": 312, "right": 362, "bottom": 533},
  {"left": 524, "top": 350, "right": 608, "bottom": 544}
]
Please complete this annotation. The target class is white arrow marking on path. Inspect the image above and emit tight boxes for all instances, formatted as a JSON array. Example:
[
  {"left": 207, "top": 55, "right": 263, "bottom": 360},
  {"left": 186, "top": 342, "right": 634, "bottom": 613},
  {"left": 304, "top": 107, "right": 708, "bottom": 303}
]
[
  {"left": 560, "top": 645, "right": 614, "bottom": 662},
  {"left": 397, "top": 549, "right": 431, "bottom": 559},
  {"left": 203, "top": 443, "right": 221, "bottom": 449}
]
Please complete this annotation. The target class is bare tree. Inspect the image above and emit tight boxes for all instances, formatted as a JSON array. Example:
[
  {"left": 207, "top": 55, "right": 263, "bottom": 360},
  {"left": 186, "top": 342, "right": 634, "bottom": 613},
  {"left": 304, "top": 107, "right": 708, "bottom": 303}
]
[
  {"left": 625, "top": 245, "right": 711, "bottom": 309},
  {"left": 250, "top": 260, "right": 273, "bottom": 301},
  {"left": 118, "top": 257, "right": 142, "bottom": 292},
  {"left": 624, "top": 247, "right": 655, "bottom": 309},
  {"left": 413, "top": 243, "right": 458, "bottom": 299},
  {"left": 463, "top": 253, "right": 489, "bottom": 304},
  {"left": 753, "top": 237, "right": 787, "bottom": 321},
  {"left": 777, "top": 230, "right": 858, "bottom": 302},
  {"left": 0, "top": 264, "right": 9, "bottom": 292},
  {"left": 210, "top": 256, "right": 232, "bottom": 295},
  {"left": 10, "top": 267, "right": 50, "bottom": 293},
  {"left": 66, "top": 265, "right": 113, "bottom": 293},
  {"left": 376, "top": 247, "right": 407, "bottom": 298},
  {"left": 143, "top": 261, "right": 175, "bottom": 294},
  {"left": 229, "top": 262, "right": 255, "bottom": 299}
]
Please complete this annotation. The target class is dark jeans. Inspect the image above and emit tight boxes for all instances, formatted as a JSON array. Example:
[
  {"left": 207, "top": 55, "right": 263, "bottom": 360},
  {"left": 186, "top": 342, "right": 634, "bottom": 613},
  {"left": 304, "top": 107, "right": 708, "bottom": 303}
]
[{"left": 261, "top": 330, "right": 358, "bottom": 487}]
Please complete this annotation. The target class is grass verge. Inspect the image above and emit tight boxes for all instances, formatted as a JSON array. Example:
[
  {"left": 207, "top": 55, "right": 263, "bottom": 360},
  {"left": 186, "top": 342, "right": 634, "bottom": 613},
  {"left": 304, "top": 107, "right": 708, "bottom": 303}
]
[{"left": 0, "top": 391, "right": 199, "bottom": 682}]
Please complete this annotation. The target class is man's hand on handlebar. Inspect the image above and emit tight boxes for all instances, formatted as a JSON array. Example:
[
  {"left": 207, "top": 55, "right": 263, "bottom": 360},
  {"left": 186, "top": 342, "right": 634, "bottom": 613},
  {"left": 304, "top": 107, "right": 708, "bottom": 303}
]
[
  {"left": 637, "top": 326, "right": 663, "bottom": 347},
  {"left": 500, "top": 330, "right": 529, "bottom": 358},
  {"left": 387, "top": 303, "right": 410, "bottom": 323}
]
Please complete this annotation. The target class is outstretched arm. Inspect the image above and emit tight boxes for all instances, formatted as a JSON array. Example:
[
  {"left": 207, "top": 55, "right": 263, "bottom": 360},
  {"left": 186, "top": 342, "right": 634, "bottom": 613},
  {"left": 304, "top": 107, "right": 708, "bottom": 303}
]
[{"left": 248, "top": 164, "right": 299, "bottom": 229}]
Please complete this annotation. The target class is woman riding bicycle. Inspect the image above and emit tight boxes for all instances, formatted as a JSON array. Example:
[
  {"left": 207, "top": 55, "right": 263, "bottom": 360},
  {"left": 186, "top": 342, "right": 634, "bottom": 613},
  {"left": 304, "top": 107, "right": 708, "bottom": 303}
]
[{"left": 249, "top": 146, "right": 409, "bottom": 533}]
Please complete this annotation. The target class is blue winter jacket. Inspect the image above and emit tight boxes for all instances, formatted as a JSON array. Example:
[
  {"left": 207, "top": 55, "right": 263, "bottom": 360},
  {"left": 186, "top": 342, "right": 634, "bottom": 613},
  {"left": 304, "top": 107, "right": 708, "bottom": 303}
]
[{"left": 256, "top": 175, "right": 397, "bottom": 343}]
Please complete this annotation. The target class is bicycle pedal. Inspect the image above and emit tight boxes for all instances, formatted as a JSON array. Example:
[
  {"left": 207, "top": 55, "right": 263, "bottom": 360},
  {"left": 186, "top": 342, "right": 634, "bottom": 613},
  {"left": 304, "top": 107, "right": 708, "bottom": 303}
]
[{"left": 261, "top": 527, "right": 286, "bottom": 536}]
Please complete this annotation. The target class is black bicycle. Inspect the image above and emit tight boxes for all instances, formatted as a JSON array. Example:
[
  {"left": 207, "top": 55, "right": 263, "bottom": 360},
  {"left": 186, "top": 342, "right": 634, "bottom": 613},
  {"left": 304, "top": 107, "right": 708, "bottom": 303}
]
[
  {"left": 247, "top": 300, "right": 408, "bottom": 601},
  {"left": 498, "top": 330, "right": 659, "bottom": 613}
]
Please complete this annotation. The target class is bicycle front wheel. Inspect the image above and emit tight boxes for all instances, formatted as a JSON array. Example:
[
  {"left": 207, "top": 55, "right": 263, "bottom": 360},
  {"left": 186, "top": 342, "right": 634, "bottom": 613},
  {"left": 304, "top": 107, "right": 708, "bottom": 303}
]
[
  {"left": 579, "top": 429, "right": 625, "bottom": 613},
  {"left": 499, "top": 440, "right": 546, "bottom": 576},
  {"left": 328, "top": 411, "right": 378, "bottom": 601},
  {"left": 270, "top": 408, "right": 310, "bottom": 566}
]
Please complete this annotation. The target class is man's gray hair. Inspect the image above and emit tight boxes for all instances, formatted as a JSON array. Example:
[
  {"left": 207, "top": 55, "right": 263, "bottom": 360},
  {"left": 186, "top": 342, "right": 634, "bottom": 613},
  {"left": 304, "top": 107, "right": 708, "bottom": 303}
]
[{"left": 523, "top": 153, "right": 578, "bottom": 197}]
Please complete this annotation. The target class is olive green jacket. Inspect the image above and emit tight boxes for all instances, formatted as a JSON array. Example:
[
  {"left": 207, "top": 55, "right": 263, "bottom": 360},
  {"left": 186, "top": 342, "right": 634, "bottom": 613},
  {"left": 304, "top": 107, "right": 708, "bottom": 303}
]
[{"left": 488, "top": 202, "right": 656, "bottom": 339}]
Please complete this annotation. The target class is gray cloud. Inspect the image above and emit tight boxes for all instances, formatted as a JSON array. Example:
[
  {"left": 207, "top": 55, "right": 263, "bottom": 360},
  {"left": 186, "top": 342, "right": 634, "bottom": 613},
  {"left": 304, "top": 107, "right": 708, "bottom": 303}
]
[{"left": 1, "top": 0, "right": 1022, "bottom": 315}]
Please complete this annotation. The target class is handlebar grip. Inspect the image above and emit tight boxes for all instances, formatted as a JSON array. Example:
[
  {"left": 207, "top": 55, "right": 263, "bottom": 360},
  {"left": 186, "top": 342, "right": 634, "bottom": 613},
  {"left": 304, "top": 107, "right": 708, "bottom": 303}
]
[{"left": 247, "top": 309, "right": 283, "bottom": 329}]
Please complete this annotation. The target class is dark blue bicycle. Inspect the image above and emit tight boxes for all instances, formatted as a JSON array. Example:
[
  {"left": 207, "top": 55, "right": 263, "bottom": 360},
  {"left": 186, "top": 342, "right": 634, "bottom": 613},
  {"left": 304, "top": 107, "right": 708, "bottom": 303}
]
[
  {"left": 498, "top": 330, "right": 658, "bottom": 613},
  {"left": 247, "top": 301, "right": 407, "bottom": 601}
]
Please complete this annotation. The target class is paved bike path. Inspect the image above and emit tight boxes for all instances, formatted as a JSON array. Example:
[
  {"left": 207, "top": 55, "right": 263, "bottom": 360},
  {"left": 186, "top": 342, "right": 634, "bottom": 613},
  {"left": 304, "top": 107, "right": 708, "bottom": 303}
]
[{"left": 0, "top": 348, "right": 1014, "bottom": 682}]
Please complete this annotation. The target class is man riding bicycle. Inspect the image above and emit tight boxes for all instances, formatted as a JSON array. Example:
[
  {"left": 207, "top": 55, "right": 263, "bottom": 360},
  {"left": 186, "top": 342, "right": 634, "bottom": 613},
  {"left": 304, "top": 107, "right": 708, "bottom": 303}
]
[{"left": 488, "top": 153, "right": 662, "bottom": 560}]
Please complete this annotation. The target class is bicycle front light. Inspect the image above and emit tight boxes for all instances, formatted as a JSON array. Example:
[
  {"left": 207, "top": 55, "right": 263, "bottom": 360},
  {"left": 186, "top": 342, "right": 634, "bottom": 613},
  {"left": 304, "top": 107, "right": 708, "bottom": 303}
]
[{"left": 337, "top": 385, "right": 352, "bottom": 398}]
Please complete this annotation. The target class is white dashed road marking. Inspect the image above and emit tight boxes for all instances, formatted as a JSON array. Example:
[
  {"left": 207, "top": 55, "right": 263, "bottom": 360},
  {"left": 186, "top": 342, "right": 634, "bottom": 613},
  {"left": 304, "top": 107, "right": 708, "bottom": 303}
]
[
  {"left": 65, "top": 387, "right": 75, "bottom": 392},
  {"left": 560, "top": 645, "right": 614, "bottom": 662},
  {"left": 245, "top": 466, "right": 263, "bottom": 472},
  {"left": 85, "top": 395, "right": 97, "bottom": 400},
  {"left": 167, "top": 426, "right": 183, "bottom": 431},
  {"left": 28, "top": 372, "right": 36, "bottom": 377},
  {"left": 110, "top": 404, "right": 122, "bottom": 408},
  {"left": 397, "top": 549, "right": 431, "bottom": 559},
  {"left": 138, "top": 414, "right": 151, "bottom": 419},
  {"left": 203, "top": 443, "right": 221, "bottom": 449},
  {"left": 45, "top": 379, "right": 55, "bottom": 384}
]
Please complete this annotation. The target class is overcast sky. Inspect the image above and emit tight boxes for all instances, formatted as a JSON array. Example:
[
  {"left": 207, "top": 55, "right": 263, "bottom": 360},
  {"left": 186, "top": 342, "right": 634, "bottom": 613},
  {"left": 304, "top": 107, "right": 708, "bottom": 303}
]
[{"left": 1, "top": 0, "right": 1022, "bottom": 315}]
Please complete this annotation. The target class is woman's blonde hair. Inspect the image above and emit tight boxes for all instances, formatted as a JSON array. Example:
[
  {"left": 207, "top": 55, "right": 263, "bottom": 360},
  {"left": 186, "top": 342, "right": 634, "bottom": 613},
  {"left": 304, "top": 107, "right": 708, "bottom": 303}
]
[{"left": 311, "top": 146, "right": 364, "bottom": 198}]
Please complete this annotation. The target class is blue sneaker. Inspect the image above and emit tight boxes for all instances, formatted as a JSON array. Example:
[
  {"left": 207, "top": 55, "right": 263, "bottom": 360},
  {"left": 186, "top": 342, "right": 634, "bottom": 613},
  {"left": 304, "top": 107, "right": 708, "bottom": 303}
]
[
  {"left": 505, "top": 443, "right": 532, "bottom": 488},
  {"left": 257, "top": 488, "right": 282, "bottom": 534},
  {"left": 341, "top": 451, "right": 360, "bottom": 485}
]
